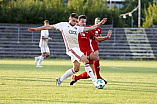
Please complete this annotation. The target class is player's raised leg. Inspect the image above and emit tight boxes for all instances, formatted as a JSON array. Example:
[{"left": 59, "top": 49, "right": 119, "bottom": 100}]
[{"left": 56, "top": 48, "right": 82, "bottom": 86}]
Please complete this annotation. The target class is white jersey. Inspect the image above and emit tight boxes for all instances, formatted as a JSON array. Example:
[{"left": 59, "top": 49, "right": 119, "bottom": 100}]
[
  {"left": 39, "top": 30, "right": 49, "bottom": 47},
  {"left": 53, "top": 22, "right": 84, "bottom": 54}
]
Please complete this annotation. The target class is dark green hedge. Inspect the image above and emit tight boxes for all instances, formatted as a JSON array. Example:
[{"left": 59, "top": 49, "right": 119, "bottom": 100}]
[{"left": 0, "top": 0, "right": 124, "bottom": 27}]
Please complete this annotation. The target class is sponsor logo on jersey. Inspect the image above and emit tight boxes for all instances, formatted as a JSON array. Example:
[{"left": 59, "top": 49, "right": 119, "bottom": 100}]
[
  {"left": 81, "top": 33, "right": 85, "bottom": 36},
  {"left": 69, "top": 30, "right": 77, "bottom": 35},
  {"left": 80, "top": 33, "right": 87, "bottom": 39}
]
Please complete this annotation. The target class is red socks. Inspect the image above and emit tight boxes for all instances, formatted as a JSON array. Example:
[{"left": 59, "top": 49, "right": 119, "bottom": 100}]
[
  {"left": 75, "top": 72, "right": 90, "bottom": 80},
  {"left": 94, "top": 60, "right": 100, "bottom": 79},
  {"left": 75, "top": 60, "right": 101, "bottom": 80}
]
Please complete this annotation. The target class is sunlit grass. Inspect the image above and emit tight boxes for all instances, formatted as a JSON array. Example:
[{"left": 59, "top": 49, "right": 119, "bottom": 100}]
[{"left": 0, "top": 59, "right": 157, "bottom": 104}]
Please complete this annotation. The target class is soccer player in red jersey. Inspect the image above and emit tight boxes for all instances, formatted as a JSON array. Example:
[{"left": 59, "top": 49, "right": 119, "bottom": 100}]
[
  {"left": 70, "top": 15, "right": 112, "bottom": 85},
  {"left": 89, "top": 17, "right": 107, "bottom": 81}
]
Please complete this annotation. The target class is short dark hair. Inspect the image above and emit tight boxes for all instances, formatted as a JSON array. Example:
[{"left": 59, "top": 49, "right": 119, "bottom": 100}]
[
  {"left": 78, "top": 15, "right": 87, "bottom": 21},
  {"left": 44, "top": 20, "right": 49, "bottom": 24},
  {"left": 70, "top": 13, "right": 78, "bottom": 19}
]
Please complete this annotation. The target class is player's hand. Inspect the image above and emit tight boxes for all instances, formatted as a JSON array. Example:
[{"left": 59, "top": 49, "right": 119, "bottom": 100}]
[
  {"left": 48, "top": 38, "right": 52, "bottom": 41},
  {"left": 28, "top": 28, "right": 37, "bottom": 32},
  {"left": 99, "top": 18, "right": 107, "bottom": 25},
  {"left": 106, "top": 30, "right": 112, "bottom": 39}
]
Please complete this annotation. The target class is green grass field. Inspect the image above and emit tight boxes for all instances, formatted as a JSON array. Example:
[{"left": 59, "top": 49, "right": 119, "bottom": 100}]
[{"left": 0, "top": 59, "right": 157, "bottom": 104}]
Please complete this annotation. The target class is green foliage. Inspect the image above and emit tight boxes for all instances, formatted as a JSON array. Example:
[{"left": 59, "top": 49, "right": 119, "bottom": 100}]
[
  {"left": 120, "top": 0, "right": 153, "bottom": 27},
  {"left": 0, "top": 0, "right": 114, "bottom": 25},
  {"left": 142, "top": 3, "right": 153, "bottom": 27},
  {"left": 1, "top": 0, "right": 153, "bottom": 27},
  {"left": 0, "top": 0, "right": 66, "bottom": 24},
  {"left": 112, "top": 6, "right": 125, "bottom": 27},
  {"left": 83, "top": 0, "right": 109, "bottom": 24},
  {"left": 67, "top": 0, "right": 85, "bottom": 15},
  {"left": 142, "top": 2, "right": 157, "bottom": 27}
]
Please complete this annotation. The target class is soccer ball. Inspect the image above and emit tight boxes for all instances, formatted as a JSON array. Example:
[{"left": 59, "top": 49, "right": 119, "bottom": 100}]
[{"left": 94, "top": 79, "right": 105, "bottom": 89}]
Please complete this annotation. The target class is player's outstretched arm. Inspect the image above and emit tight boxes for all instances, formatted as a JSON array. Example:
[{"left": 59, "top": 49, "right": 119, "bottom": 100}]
[
  {"left": 95, "top": 30, "right": 112, "bottom": 42},
  {"left": 28, "top": 25, "right": 56, "bottom": 32},
  {"left": 41, "top": 36, "right": 52, "bottom": 41},
  {"left": 83, "top": 18, "right": 107, "bottom": 32}
]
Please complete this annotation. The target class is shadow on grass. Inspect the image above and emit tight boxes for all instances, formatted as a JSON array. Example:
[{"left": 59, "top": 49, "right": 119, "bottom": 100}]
[
  {"left": 105, "top": 81, "right": 157, "bottom": 93},
  {"left": 1, "top": 98, "right": 88, "bottom": 104}
]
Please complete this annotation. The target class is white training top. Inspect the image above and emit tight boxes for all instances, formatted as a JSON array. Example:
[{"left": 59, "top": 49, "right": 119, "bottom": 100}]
[
  {"left": 39, "top": 30, "right": 49, "bottom": 47},
  {"left": 53, "top": 22, "right": 84, "bottom": 54}
]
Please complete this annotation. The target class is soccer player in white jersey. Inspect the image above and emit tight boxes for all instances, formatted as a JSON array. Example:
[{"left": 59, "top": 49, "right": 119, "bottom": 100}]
[
  {"left": 28, "top": 13, "right": 107, "bottom": 88},
  {"left": 35, "top": 20, "right": 52, "bottom": 67}
]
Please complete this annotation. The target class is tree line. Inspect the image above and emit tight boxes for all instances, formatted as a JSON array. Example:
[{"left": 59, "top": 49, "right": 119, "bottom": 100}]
[{"left": 0, "top": 0, "right": 155, "bottom": 27}]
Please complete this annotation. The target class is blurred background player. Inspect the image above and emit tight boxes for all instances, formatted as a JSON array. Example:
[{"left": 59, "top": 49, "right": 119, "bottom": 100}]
[
  {"left": 35, "top": 20, "right": 52, "bottom": 67},
  {"left": 89, "top": 17, "right": 107, "bottom": 81},
  {"left": 70, "top": 15, "right": 112, "bottom": 85}
]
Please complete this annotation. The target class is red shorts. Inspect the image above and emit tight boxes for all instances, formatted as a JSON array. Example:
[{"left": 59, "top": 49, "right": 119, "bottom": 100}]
[
  {"left": 91, "top": 41, "right": 99, "bottom": 51},
  {"left": 92, "top": 45, "right": 99, "bottom": 51},
  {"left": 82, "top": 50, "right": 94, "bottom": 64}
]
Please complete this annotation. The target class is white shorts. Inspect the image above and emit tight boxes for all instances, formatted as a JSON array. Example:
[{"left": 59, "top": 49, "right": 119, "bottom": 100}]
[
  {"left": 40, "top": 47, "right": 50, "bottom": 53},
  {"left": 67, "top": 47, "right": 84, "bottom": 63}
]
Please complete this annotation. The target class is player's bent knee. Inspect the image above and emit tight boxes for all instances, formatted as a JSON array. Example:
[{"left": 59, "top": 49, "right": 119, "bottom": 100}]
[
  {"left": 74, "top": 68, "right": 79, "bottom": 72},
  {"left": 80, "top": 55, "right": 89, "bottom": 63},
  {"left": 95, "top": 56, "right": 99, "bottom": 61},
  {"left": 45, "top": 53, "right": 50, "bottom": 57},
  {"left": 47, "top": 53, "right": 50, "bottom": 55},
  {"left": 46, "top": 54, "right": 50, "bottom": 57},
  {"left": 82, "top": 58, "right": 89, "bottom": 64},
  {"left": 89, "top": 53, "right": 99, "bottom": 61}
]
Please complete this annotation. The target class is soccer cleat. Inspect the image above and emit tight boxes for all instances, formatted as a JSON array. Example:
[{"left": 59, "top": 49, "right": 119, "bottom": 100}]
[
  {"left": 70, "top": 75, "right": 77, "bottom": 85},
  {"left": 36, "top": 65, "right": 43, "bottom": 67},
  {"left": 35, "top": 57, "right": 39, "bottom": 65},
  {"left": 56, "top": 77, "right": 62, "bottom": 86},
  {"left": 100, "top": 77, "right": 108, "bottom": 84}
]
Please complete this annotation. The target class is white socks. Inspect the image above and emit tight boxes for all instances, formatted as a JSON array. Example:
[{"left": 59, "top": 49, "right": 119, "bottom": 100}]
[
  {"left": 85, "top": 64, "right": 96, "bottom": 82},
  {"left": 60, "top": 68, "right": 76, "bottom": 82},
  {"left": 59, "top": 64, "right": 96, "bottom": 84},
  {"left": 37, "top": 56, "right": 44, "bottom": 65}
]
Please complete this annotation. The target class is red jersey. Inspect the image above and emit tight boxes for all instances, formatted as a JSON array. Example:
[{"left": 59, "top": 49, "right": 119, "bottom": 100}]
[
  {"left": 78, "top": 31, "right": 95, "bottom": 56},
  {"left": 89, "top": 25, "right": 101, "bottom": 51}
]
